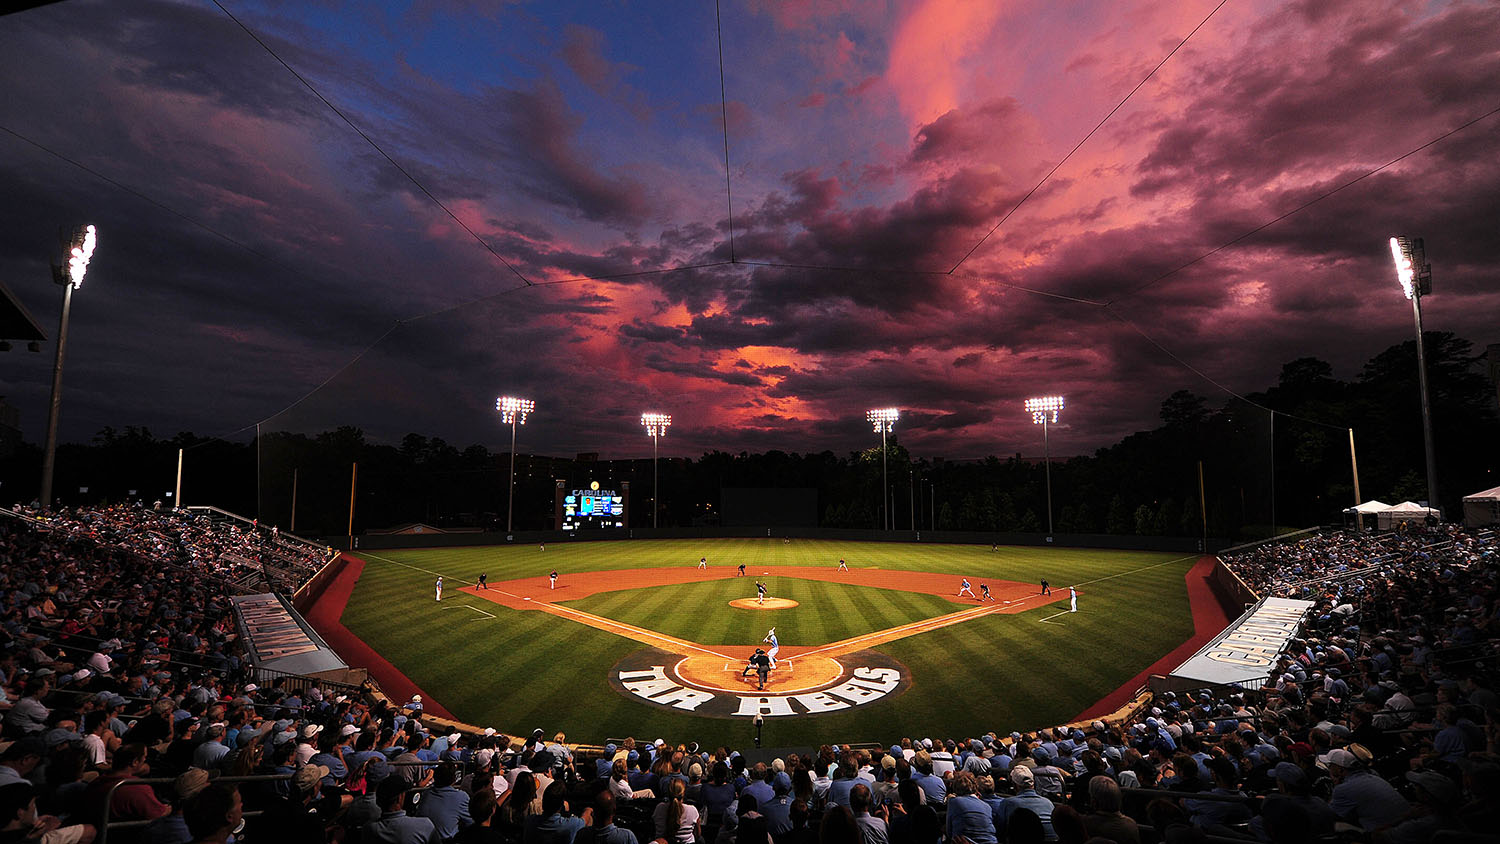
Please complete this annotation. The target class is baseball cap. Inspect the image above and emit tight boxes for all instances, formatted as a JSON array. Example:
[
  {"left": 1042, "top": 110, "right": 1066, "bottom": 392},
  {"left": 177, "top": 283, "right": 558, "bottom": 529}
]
[
  {"left": 294, "top": 764, "right": 330, "bottom": 791},
  {"left": 1405, "top": 770, "right": 1459, "bottom": 805},
  {"left": 1317, "top": 748, "right": 1358, "bottom": 769},
  {"left": 881, "top": 755, "right": 897, "bottom": 771},
  {"left": 339, "top": 724, "right": 360, "bottom": 737},
  {"left": 301, "top": 724, "right": 323, "bottom": 739},
  {"left": 1271, "top": 762, "right": 1307, "bottom": 786},
  {"left": 1010, "top": 766, "right": 1034, "bottom": 787}
]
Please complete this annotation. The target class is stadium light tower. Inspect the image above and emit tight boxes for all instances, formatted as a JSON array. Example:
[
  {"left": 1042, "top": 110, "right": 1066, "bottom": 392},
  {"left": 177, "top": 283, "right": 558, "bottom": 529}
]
[
  {"left": 1390, "top": 236, "right": 1438, "bottom": 515},
  {"left": 867, "top": 407, "right": 899, "bottom": 530},
  {"left": 497, "top": 395, "right": 535, "bottom": 533},
  {"left": 39, "top": 225, "right": 97, "bottom": 511},
  {"left": 641, "top": 412, "right": 672, "bottom": 529},
  {"left": 1024, "top": 396, "right": 1064, "bottom": 536}
]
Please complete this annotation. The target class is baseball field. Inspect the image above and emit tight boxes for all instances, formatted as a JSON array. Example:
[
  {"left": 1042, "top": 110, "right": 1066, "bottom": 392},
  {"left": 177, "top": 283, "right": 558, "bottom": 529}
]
[{"left": 330, "top": 538, "right": 1202, "bottom": 746}]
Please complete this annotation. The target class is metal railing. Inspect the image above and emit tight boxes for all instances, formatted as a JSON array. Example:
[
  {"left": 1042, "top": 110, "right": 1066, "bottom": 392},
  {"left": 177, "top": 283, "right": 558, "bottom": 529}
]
[{"left": 100, "top": 773, "right": 289, "bottom": 844}]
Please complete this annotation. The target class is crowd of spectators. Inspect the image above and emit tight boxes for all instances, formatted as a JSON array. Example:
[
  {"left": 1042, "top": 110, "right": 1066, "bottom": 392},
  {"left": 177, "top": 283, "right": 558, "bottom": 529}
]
[
  {"left": 0, "top": 509, "right": 1496, "bottom": 844},
  {"left": 12, "top": 504, "right": 332, "bottom": 594},
  {"left": 1223, "top": 523, "right": 1495, "bottom": 600}
]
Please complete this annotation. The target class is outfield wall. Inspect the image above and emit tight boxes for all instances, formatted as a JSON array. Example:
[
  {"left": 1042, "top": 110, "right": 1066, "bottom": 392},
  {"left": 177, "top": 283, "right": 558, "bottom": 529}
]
[{"left": 332, "top": 526, "right": 1227, "bottom": 553}]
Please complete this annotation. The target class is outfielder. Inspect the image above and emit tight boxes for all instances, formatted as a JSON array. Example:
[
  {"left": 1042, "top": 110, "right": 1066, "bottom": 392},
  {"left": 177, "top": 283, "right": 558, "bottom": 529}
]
[
  {"left": 958, "top": 578, "right": 975, "bottom": 599},
  {"left": 435, "top": 577, "right": 443, "bottom": 602},
  {"left": 756, "top": 580, "right": 767, "bottom": 605},
  {"left": 763, "top": 628, "right": 779, "bottom": 667}
]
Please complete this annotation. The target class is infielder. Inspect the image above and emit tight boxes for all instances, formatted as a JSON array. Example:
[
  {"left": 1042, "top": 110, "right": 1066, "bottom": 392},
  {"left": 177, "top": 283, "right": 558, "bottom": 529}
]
[
  {"left": 756, "top": 580, "right": 767, "bottom": 605},
  {"left": 958, "top": 578, "right": 975, "bottom": 599},
  {"left": 435, "top": 577, "right": 443, "bottom": 602},
  {"left": 837, "top": 558, "right": 848, "bottom": 571},
  {"left": 763, "top": 628, "right": 779, "bottom": 667},
  {"left": 549, "top": 569, "right": 558, "bottom": 590},
  {"left": 1070, "top": 586, "right": 1078, "bottom": 612},
  {"left": 698, "top": 557, "right": 707, "bottom": 569},
  {"left": 980, "top": 583, "right": 994, "bottom": 602}
]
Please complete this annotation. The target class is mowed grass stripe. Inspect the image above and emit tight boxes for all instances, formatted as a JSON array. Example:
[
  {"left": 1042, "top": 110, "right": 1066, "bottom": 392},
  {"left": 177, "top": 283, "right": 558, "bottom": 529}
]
[
  {"left": 339, "top": 541, "right": 1198, "bottom": 744},
  {"left": 561, "top": 578, "right": 956, "bottom": 646}
]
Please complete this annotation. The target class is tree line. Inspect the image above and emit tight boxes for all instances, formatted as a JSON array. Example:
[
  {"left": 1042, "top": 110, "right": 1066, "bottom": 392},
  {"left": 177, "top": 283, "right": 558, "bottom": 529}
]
[{"left": 2, "top": 333, "right": 1493, "bottom": 541}]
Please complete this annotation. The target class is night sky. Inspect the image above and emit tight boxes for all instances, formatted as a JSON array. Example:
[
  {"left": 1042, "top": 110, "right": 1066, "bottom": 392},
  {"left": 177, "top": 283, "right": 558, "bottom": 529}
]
[{"left": 1, "top": 0, "right": 1496, "bottom": 461}]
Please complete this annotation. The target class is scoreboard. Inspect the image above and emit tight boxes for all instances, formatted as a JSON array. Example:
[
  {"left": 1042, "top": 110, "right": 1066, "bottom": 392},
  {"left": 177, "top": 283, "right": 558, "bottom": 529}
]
[{"left": 561, "top": 481, "right": 625, "bottom": 529}]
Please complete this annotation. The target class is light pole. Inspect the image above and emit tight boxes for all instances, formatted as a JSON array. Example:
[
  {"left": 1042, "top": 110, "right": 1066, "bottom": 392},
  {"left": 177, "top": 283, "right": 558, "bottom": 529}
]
[
  {"left": 497, "top": 396, "right": 535, "bottom": 533},
  {"left": 1390, "top": 237, "right": 1438, "bottom": 514},
  {"left": 641, "top": 412, "right": 672, "bottom": 528},
  {"left": 1024, "top": 396, "right": 1064, "bottom": 536},
  {"left": 867, "top": 408, "right": 899, "bottom": 530},
  {"left": 39, "top": 225, "right": 97, "bottom": 511}
]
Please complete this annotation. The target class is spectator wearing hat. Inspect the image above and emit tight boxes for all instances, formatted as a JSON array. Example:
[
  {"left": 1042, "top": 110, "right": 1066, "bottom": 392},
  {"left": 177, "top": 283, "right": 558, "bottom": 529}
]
[
  {"left": 1027, "top": 749, "right": 1065, "bottom": 801},
  {"left": 994, "top": 766, "right": 1053, "bottom": 841},
  {"left": 1322, "top": 748, "right": 1409, "bottom": 831},
  {"left": 192, "top": 724, "right": 231, "bottom": 773},
  {"left": 145, "top": 768, "right": 210, "bottom": 844},
  {"left": 256, "top": 762, "right": 334, "bottom": 843},
  {"left": 907, "top": 752, "right": 945, "bottom": 805},
  {"left": 311, "top": 725, "right": 358, "bottom": 788},
  {"left": 0, "top": 738, "right": 45, "bottom": 788},
  {"left": 1249, "top": 762, "right": 1337, "bottom": 841},
  {"left": 1375, "top": 771, "right": 1463, "bottom": 843},
  {"left": 415, "top": 761, "right": 471, "bottom": 840},
  {"left": 0, "top": 779, "right": 95, "bottom": 844},
  {"left": 295, "top": 724, "right": 323, "bottom": 767},
  {"left": 761, "top": 772, "right": 794, "bottom": 836},
  {"left": 364, "top": 777, "right": 438, "bottom": 844}
]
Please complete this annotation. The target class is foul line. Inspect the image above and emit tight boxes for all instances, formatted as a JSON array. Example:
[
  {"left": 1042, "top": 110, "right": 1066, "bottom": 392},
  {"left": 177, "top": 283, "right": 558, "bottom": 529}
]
[
  {"left": 442, "top": 604, "right": 496, "bottom": 619},
  {"left": 529, "top": 598, "right": 736, "bottom": 661},
  {"left": 361, "top": 553, "right": 475, "bottom": 585}
]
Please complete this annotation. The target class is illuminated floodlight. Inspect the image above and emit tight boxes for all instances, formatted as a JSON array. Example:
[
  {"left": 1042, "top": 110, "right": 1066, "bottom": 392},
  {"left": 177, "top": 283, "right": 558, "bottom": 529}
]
[
  {"left": 66, "top": 225, "right": 96, "bottom": 288},
  {"left": 1025, "top": 395, "right": 1064, "bottom": 425},
  {"left": 496, "top": 396, "right": 535, "bottom": 425},
  {"left": 641, "top": 412, "right": 672, "bottom": 437},
  {"left": 867, "top": 407, "right": 899, "bottom": 433},
  {"left": 642, "top": 412, "right": 672, "bottom": 528},
  {"left": 1390, "top": 237, "right": 1415, "bottom": 299}
]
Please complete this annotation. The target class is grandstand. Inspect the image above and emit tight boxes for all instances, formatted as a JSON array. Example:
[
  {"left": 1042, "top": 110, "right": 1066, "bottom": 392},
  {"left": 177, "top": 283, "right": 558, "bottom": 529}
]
[{"left": 0, "top": 501, "right": 1495, "bottom": 842}]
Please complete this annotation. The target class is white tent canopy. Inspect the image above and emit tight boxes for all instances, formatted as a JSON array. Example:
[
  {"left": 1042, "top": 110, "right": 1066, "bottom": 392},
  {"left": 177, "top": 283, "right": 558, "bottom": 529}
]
[
  {"left": 1377, "top": 500, "right": 1439, "bottom": 530},
  {"left": 1343, "top": 499, "right": 1390, "bottom": 514},
  {"left": 1463, "top": 486, "right": 1500, "bottom": 528}
]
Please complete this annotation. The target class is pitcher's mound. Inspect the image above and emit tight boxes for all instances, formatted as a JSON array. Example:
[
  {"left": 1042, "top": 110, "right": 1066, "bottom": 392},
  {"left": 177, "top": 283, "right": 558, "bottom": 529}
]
[{"left": 729, "top": 597, "right": 799, "bottom": 610}]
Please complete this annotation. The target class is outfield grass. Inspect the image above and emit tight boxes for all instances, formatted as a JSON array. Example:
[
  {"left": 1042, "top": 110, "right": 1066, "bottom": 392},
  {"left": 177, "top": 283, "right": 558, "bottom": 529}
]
[
  {"left": 338, "top": 539, "right": 1196, "bottom": 746},
  {"left": 561, "top": 577, "right": 962, "bottom": 645}
]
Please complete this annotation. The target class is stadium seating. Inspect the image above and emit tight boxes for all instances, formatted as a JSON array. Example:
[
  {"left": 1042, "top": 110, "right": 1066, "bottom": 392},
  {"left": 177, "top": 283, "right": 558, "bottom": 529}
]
[{"left": 0, "top": 505, "right": 1495, "bottom": 843}]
